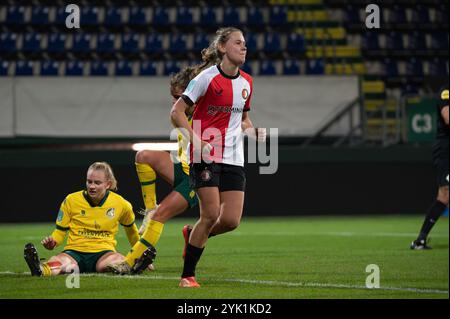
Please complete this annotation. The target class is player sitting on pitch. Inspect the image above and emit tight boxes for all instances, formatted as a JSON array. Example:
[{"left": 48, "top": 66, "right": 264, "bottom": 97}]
[{"left": 23, "top": 162, "right": 155, "bottom": 276}]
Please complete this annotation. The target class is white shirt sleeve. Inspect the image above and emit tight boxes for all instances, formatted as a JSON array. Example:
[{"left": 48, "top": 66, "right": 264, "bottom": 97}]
[{"left": 182, "top": 71, "right": 209, "bottom": 105}]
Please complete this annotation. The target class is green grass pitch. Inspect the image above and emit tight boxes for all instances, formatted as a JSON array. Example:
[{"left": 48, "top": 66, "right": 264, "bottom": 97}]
[{"left": 0, "top": 216, "right": 448, "bottom": 299}]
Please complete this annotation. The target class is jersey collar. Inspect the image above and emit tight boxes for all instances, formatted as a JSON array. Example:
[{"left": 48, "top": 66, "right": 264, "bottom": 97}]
[
  {"left": 216, "top": 64, "right": 240, "bottom": 80},
  {"left": 83, "top": 190, "right": 110, "bottom": 207}
]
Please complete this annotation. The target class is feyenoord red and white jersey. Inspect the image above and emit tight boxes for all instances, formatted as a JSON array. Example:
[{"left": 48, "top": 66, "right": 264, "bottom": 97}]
[{"left": 182, "top": 65, "right": 253, "bottom": 167}]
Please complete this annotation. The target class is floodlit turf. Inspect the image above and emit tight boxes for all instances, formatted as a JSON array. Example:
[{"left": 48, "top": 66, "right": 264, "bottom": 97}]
[{"left": 0, "top": 216, "right": 448, "bottom": 299}]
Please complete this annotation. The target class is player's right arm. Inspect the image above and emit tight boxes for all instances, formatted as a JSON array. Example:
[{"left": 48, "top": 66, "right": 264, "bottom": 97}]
[
  {"left": 440, "top": 89, "right": 449, "bottom": 125},
  {"left": 441, "top": 105, "right": 449, "bottom": 125},
  {"left": 42, "top": 197, "right": 72, "bottom": 250}
]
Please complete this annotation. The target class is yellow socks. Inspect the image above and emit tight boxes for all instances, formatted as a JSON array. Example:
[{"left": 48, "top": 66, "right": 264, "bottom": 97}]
[
  {"left": 41, "top": 263, "right": 52, "bottom": 276},
  {"left": 125, "top": 220, "right": 164, "bottom": 266},
  {"left": 135, "top": 163, "right": 157, "bottom": 210}
]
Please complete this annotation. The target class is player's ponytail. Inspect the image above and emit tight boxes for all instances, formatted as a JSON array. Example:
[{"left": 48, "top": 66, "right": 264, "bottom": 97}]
[{"left": 88, "top": 162, "right": 118, "bottom": 191}]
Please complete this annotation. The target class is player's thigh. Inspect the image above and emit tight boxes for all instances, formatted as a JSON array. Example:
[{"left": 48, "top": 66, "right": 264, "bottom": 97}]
[
  {"left": 153, "top": 191, "right": 190, "bottom": 223},
  {"left": 53, "top": 253, "right": 79, "bottom": 272},
  {"left": 95, "top": 252, "right": 125, "bottom": 273},
  {"left": 136, "top": 150, "right": 174, "bottom": 184},
  {"left": 197, "top": 187, "right": 221, "bottom": 220},
  {"left": 219, "top": 191, "right": 245, "bottom": 227}
]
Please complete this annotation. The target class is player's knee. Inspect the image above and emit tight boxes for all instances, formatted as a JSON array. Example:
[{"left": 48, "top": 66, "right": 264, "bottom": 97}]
[
  {"left": 437, "top": 186, "right": 449, "bottom": 205},
  {"left": 219, "top": 218, "right": 240, "bottom": 232},
  {"left": 200, "top": 213, "right": 220, "bottom": 228},
  {"left": 135, "top": 150, "right": 151, "bottom": 163}
]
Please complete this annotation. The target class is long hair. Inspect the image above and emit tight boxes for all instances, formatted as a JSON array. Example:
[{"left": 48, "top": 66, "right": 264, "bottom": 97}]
[
  {"left": 200, "top": 27, "right": 243, "bottom": 67},
  {"left": 87, "top": 162, "right": 118, "bottom": 191}
]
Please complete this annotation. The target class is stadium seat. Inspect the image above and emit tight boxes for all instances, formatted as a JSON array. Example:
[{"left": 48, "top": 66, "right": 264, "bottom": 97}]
[
  {"left": 54, "top": 7, "right": 68, "bottom": 29},
  {"left": 344, "top": 5, "right": 360, "bottom": 24},
  {"left": 143, "top": 33, "right": 163, "bottom": 57},
  {"left": 259, "top": 60, "right": 277, "bottom": 75},
  {"left": 139, "top": 61, "right": 157, "bottom": 76},
  {"left": 21, "top": 33, "right": 42, "bottom": 57},
  {"left": 283, "top": 59, "right": 300, "bottom": 75},
  {"left": 40, "top": 60, "right": 59, "bottom": 76},
  {"left": 269, "top": 6, "right": 287, "bottom": 27},
  {"left": 115, "top": 60, "right": 133, "bottom": 76},
  {"left": 362, "top": 32, "right": 380, "bottom": 51},
  {"left": 104, "top": 7, "right": 122, "bottom": 29},
  {"left": 383, "top": 58, "right": 398, "bottom": 77},
  {"left": 169, "top": 33, "right": 188, "bottom": 56},
  {"left": 65, "top": 61, "right": 85, "bottom": 76},
  {"left": 247, "top": 7, "right": 264, "bottom": 28},
  {"left": 407, "top": 31, "right": 427, "bottom": 51},
  {"left": 152, "top": 7, "right": 170, "bottom": 29},
  {"left": 96, "top": 33, "right": 116, "bottom": 58},
  {"left": 163, "top": 61, "right": 181, "bottom": 75},
  {"left": 0, "top": 61, "right": 10, "bottom": 76},
  {"left": 435, "top": 4, "right": 449, "bottom": 24},
  {"left": 402, "top": 83, "right": 420, "bottom": 95},
  {"left": 81, "top": 7, "right": 100, "bottom": 27},
  {"left": 176, "top": 6, "right": 193, "bottom": 28},
  {"left": 305, "top": 59, "right": 324, "bottom": 75},
  {"left": 405, "top": 57, "right": 424, "bottom": 77},
  {"left": 223, "top": 7, "right": 240, "bottom": 26},
  {"left": 192, "top": 33, "right": 209, "bottom": 53},
  {"left": 286, "top": 33, "right": 306, "bottom": 55},
  {"left": 430, "top": 32, "right": 448, "bottom": 50},
  {"left": 245, "top": 32, "right": 258, "bottom": 54},
  {"left": 263, "top": 32, "right": 282, "bottom": 57},
  {"left": 428, "top": 58, "right": 448, "bottom": 76},
  {"left": 121, "top": 33, "right": 140, "bottom": 57},
  {"left": 199, "top": 7, "right": 217, "bottom": 29},
  {"left": 15, "top": 60, "right": 34, "bottom": 76},
  {"left": 128, "top": 7, "right": 147, "bottom": 30},
  {"left": 411, "top": 4, "right": 430, "bottom": 24},
  {"left": 5, "top": 6, "right": 26, "bottom": 27},
  {"left": 388, "top": 5, "right": 407, "bottom": 24},
  {"left": 240, "top": 62, "right": 252, "bottom": 75},
  {"left": 90, "top": 61, "right": 109, "bottom": 76},
  {"left": 47, "top": 33, "right": 67, "bottom": 58},
  {"left": 72, "top": 33, "right": 92, "bottom": 57},
  {"left": 30, "top": 7, "right": 50, "bottom": 29},
  {"left": 385, "top": 31, "right": 404, "bottom": 51},
  {"left": 0, "top": 33, "right": 18, "bottom": 56}
]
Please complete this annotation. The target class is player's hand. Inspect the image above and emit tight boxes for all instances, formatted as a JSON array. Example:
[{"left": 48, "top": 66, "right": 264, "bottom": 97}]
[
  {"left": 201, "top": 141, "right": 213, "bottom": 155},
  {"left": 256, "top": 128, "right": 267, "bottom": 143},
  {"left": 41, "top": 236, "right": 57, "bottom": 250}
]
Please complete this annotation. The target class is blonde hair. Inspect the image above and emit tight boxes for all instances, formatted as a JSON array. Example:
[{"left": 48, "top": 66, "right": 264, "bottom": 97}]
[
  {"left": 201, "top": 27, "right": 243, "bottom": 65},
  {"left": 87, "top": 162, "right": 118, "bottom": 191}
]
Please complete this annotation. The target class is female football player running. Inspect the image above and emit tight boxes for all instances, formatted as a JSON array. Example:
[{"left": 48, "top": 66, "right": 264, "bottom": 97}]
[{"left": 23, "top": 162, "right": 141, "bottom": 276}]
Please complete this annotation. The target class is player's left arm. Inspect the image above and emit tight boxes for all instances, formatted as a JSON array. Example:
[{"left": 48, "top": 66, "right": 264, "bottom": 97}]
[
  {"left": 441, "top": 105, "right": 449, "bottom": 125},
  {"left": 440, "top": 89, "right": 449, "bottom": 125},
  {"left": 120, "top": 202, "right": 140, "bottom": 247}
]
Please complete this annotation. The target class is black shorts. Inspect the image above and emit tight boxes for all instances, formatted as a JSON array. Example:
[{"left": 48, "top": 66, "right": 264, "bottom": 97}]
[
  {"left": 432, "top": 139, "right": 449, "bottom": 187},
  {"left": 189, "top": 162, "right": 246, "bottom": 192}
]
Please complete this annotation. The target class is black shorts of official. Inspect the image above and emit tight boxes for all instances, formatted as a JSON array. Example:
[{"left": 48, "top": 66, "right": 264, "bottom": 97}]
[
  {"left": 432, "top": 139, "right": 449, "bottom": 187},
  {"left": 189, "top": 162, "right": 246, "bottom": 192}
]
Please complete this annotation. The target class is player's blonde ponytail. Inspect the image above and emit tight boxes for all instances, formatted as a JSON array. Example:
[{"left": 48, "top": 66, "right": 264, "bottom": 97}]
[{"left": 88, "top": 162, "right": 118, "bottom": 191}]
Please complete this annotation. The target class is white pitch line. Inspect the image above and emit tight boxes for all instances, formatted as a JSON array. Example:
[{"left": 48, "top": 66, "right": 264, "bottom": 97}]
[{"left": 1, "top": 271, "right": 447, "bottom": 295}]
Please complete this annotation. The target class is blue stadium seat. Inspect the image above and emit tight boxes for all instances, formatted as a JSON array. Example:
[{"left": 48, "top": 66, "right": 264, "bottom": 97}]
[
  {"left": 263, "top": 32, "right": 282, "bottom": 56},
  {"left": 269, "top": 6, "right": 287, "bottom": 26},
  {"left": 22, "top": 33, "right": 42, "bottom": 54},
  {"left": 283, "top": 59, "right": 300, "bottom": 75},
  {"left": 54, "top": 7, "right": 68, "bottom": 28},
  {"left": 223, "top": 7, "right": 240, "bottom": 26},
  {"left": 430, "top": 32, "right": 448, "bottom": 50},
  {"left": 428, "top": 58, "right": 448, "bottom": 76},
  {"left": 121, "top": 33, "right": 140, "bottom": 55},
  {"left": 247, "top": 7, "right": 264, "bottom": 28},
  {"left": 199, "top": 7, "right": 216, "bottom": 28},
  {"left": 344, "top": 5, "right": 360, "bottom": 24},
  {"left": 65, "top": 61, "right": 85, "bottom": 76},
  {"left": 240, "top": 62, "right": 252, "bottom": 75},
  {"left": 385, "top": 31, "right": 404, "bottom": 50},
  {"left": 5, "top": 6, "right": 26, "bottom": 26},
  {"left": 407, "top": 31, "right": 427, "bottom": 51},
  {"left": 0, "top": 33, "right": 18, "bottom": 55},
  {"left": 152, "top": 7, "right": 169, "bottom": 28},
  {"left": 406, "top": 57, "right": 424, "bottom": 76},
  {"left": 176, "top": 6, "right": 193, "bottom": 27},
  {"left": 192, "top": 33, "right": 209, "bottom": 53},
  {"left": 40, "top": 61, "right": 59, "bottom": 76},
  {"left": 90, "top": 61, "right": 109, "bottom": 76},
  {"left": 104, "top": 7, "right": 122, "bottom": 28},
  {"left": 163, "top": 61, "right": 181, "bottom": 75},
  {"left": 383, "top": 58, "right": 398, "bottom": 77},
  {"left": 115, "top": 61, "right": 133, "bottom": 76},
  {"left": 402, "top": 84, "right": 420, "bottom": 95},
  {"left": 388, "top": 5, "right": 407, "bottom": 24},
  {"left": 96, "top": 33, "right": 115, "bottom": 57},
  {"left": 82, "top": 7, "right": 100, "bottom": 27},
  {"left": 15, "top": 61, "right": 34, "bottom": 76},
  {"left": 30, "top": 7, "right": 50, "bottom": 26},
  {"left": 259, "top": 60, "right": 277, "bottom": 75},
  {"left": 286, "top": 33, "right": 306, "bottom": 55},
  {"left": 144, "top": 33, "right": 163, "bottom": 56},
  {"left": 245, "top": 32, "right": 258, "bottom": 53},
  {"left": 362, "top": 32, "right": 380, "bottom": 51},
  {"left": 169, "top": 34, "right": 188, "bottom": 55},
  {"left": 129, "top": 7, "right": 147, "bottom": 29},
  {"left": 72, "top": 33, "right": 92, "bottom": 53},
  {"left": 47, "top": 33, "right": 67, "bottom": 55},
  {"left": 0, "top": 61, "right": 10, "bottom": 76},
  {"left": 139, "top": 61, "right": 157, "bottom": 76},
  {"left": 305, "top": 59, "right": 324, "bottom": 75},
  {"left": 411, "top": 5, "right": 430, "bottom": 24},
  {"left": 435, "top": 4, "right": 449, "bottom": 24}
]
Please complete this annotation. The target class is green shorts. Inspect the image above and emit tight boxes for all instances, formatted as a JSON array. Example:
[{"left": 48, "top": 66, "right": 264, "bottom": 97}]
[
  {"left": 63, "top": 250, "right": 113, "bottom": 273},
  {"left": 174, "top": 162, "right": 198, "bottom": 208}
]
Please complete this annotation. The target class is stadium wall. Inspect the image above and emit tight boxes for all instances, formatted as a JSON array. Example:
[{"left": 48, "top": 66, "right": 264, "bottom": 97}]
[{"left": 0, "top": 145, "right": 436, "bottom": 222}]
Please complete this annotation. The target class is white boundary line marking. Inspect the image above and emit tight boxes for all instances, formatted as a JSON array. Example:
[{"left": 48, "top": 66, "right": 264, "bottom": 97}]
[{"left": 0, "top": 271, "right": 447, "bottom": 295}]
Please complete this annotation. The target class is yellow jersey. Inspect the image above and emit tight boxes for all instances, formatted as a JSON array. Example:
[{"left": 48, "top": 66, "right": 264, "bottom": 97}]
[
  {"left": 51, "top": 190, "right": 137, "bottom": 253},
  {"left": 177, "top": 115, "right": 192, "bottom": 175}
]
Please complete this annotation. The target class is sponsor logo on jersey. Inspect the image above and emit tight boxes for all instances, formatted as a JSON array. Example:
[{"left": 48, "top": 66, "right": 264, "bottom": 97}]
[
  {"left": 106, "top": 208, "right": 115, "bottom": 218},
  {"left": 207, "top": 105, "right": 243, "bottom": 116}
]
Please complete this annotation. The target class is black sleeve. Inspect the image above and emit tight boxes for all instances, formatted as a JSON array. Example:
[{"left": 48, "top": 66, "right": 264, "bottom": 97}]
[{"left": 181, "top": 94, "right": 194, "bottom": 107}]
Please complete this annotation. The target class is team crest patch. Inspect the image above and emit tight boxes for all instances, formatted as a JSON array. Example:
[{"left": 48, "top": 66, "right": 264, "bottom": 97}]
[
  {"left": 57, "top": 210, "right": 64, "bottom": 222},
  {"left": 189, "top": 190, "right": 196, "bottom": 198},
  {"left": 106, "top": 208, "right": 115, "bottom": 218},
  {"left": 200, "top": 168, "right": 212, "bottom": 182},
  {"left": 242, "top": 88, "right": 249, "bottom": 100},
  {"left": 441, "top": 89, "right": 449, "bottom": 100}
]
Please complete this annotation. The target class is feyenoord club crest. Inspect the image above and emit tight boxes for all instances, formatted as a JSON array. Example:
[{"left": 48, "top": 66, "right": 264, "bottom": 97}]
[
  {"left": 242, "top": 88, "right": 249, "bottom": 100},
  {"left": 200, "top": 168, "right": 212, "bottom": 182}
]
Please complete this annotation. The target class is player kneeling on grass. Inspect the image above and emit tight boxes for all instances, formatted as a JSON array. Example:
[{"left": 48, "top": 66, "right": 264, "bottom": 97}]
[{"left": 23, "top": 162, "right": 156, "bottom": 277}]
